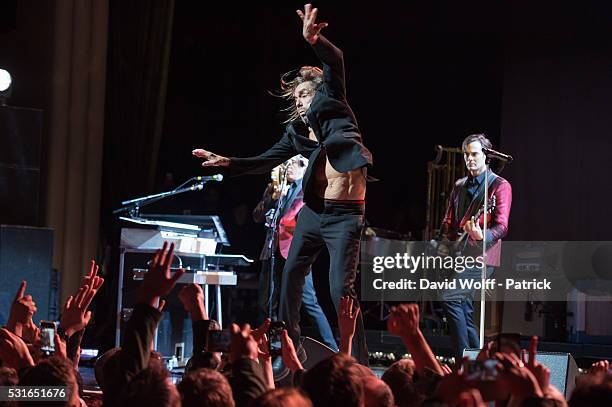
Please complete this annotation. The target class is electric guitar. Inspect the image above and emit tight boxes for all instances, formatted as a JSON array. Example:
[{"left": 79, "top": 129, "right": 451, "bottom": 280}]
[{"left": 432, "top": 195, "right": 497, "bottom": 257}]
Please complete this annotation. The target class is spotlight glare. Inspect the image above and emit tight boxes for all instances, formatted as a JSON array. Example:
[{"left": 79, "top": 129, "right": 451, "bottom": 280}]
[{"left": 0, "top": 69, "right": 12, "bottom": 92}]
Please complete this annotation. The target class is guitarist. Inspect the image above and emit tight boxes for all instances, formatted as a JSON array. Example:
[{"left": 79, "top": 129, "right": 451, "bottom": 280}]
[{"left": 439, "top": 133, "right": 512, "bottom": 360}]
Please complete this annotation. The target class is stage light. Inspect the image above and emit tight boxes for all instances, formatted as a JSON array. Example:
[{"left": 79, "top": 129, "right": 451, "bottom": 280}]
[{"left": 0, "top": 69, "right": 12, "bottom": 106}]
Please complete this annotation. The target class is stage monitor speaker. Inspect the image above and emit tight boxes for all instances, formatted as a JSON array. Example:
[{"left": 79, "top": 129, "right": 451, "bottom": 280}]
[
  {"left": 0, "top": 225, "right": 55, "bottom": 325},
  {"left": 274, "top": 336, "right": 335, "bottom": 386},
  {"left": 464, "top": 348, "right": 578, "bottom": 398},
  {"left": 301, "top": 336, "right": 336, "bottom": 369}
]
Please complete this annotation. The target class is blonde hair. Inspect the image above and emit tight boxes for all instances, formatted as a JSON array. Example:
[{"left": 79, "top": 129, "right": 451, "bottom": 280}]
[{"left": 277, "top": 66, "right": 323, "bottom": 123}]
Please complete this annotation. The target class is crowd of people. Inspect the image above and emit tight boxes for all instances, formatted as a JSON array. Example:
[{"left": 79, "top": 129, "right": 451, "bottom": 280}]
[{"left": 0, "top": 242, "right": 611, "bottom": 406}]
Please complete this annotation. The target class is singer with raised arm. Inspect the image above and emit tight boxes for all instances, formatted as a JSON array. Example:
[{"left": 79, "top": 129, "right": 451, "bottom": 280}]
[
  {"left": 439, "top": 133, "right": 512, "bottom": 361},
  {"left": 192, "top": 4, "right": 372, "bottom": 365}
]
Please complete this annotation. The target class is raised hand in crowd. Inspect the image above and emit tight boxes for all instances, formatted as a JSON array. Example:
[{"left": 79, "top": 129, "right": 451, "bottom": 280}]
[
  {"left": 338, "top": 296, "right": 360, "bottom": 355},
  {"left": 59, "top": 260, "right": 105, "bottom": 338},
  {"left": 139, "top": 242, "right": 185, "bottom": 308},
  {"left": 81, "top": 259, "right": 105, "bottom": 296},
  {"left": 476, "top": 340, "right": 495, "bottom": 361},
  {"left": 280, "top": 329, "right": 303, "bottom": 374},
  {"left": 53, "top": 332, "right": 68, "bottom": 361},
  {"left": 252, "top": 319, "right": 274, "bottom": 390},
  {"left": 229, "top": 323, "right": 259, "bottom": 364},
  {"left": 6, "top": 281, "right": 38, "bottom": 340},
  {"left": 523, "top": 336, "right": 550, "bottom": 392},
  {"left": 523, "top": 336, "right": 567, "bottom": 404},
  {"left": 495, "top": 351, "right": 544, "bottom": 403},
  {"left": 440, "top": 363, "right": 453, "bottom": 375},
  {"left": 178, "top": 283, "right": 208, "bottom": 322},
  {"left": 0, "top": 327, "right": 34, "bottom": 370},
  {"left": 387, "top": 303, "right": 443, "bottom": 375},
  {"left": 589, "top": 359, "right": 611, "bottom": 375}
]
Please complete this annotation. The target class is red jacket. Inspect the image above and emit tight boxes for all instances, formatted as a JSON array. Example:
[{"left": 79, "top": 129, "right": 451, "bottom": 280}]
[
  {"left": 441, "top": 172, "right": 512, "bottom": 266},
  {"left": 253, "top": 180, "right": 305, "bottom": 260}
]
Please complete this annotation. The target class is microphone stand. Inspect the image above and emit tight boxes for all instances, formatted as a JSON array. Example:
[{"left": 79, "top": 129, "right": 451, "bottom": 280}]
[
  {"left": 112, "top": 179, "right": 208, "bottom": 218},
  {"left": 266, "top": 166, "right": 289, "bottom": 319},
  {"left": 479, "top": 163, "right": 490, "bottom": 348}
]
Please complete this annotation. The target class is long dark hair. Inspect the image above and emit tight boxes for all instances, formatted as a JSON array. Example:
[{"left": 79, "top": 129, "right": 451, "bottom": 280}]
[{"left": 276, "top": 66, "right": 323, "bottom": 123}]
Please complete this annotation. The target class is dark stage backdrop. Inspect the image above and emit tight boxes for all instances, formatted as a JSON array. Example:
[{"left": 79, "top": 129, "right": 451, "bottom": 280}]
[{"left": 499, "top": 9, "right": 612, "bottom": 240}]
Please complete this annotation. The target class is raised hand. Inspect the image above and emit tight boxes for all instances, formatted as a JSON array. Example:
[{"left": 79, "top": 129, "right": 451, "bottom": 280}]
[
  {"left": 192, "top": 149, "right": 230, "bottom": 167},
  {"left": 476, "top": 340, "right": 495, "bottom": 361},
  {"left": 440, "top": 363, "right": 453, "bottom": 375},
  {"left": 251, "top": 318, "right": 271, "bottom": 344},
  {"left": 178, "top": 283, "right": 207, "bottom": 321},
  {"left": 7, "top": 281, "right": 37, "bottom": 337},
  {"left": 60, "top": 260, "right": 105, "bottom": 337},
  {"left": 338, "top": 296, "right": 360, "bottom": 355},
  {"left": 387, "top": 303, "right": 420, "bottom": 339},
  {"left": 589, "top": 359, "right": 610, "bottom": 375},
  {"left": 54, "top": 333, "right": 68, "bottom": 360},
  {"left": 296, "top": 4, "right": 328, "bottom": 45},
  {"left": 60, "top": 285, "right": 95, "bottom": 337},
  {"left": 252, "top": 320, "right": 275, "bottom": 388},
  {"left": 140, "top": 242, "right": 185, "bottom": 308},
  {"left": 21, "top": 320, "right": 40, "bottom": 344},
  {"left": 280, "top": 329, "right": 303, "bottom": 373},
  {"left": 82, "top": 260, "right": 105, "bottom": 297},
  {"left": 495, "top": 352, "right": 544, "bottom": 401},
  {"left": 387, "top": 303, "right": 443, "bottom": 376},
  {"left": 522, "top": 336, "right": 551, "bottom": 393},
  {"left": 229, "top": 323, "right": 259, "bottom": 363},
  {"left": 0, "top": 328, "right": 34, "bottom": 369}
]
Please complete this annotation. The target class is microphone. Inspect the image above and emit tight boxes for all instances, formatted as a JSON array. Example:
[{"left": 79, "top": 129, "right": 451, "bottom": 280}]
[
  {"left": 482, "top": 147, "right": 513, "bottom": 163},
  {"left": 195, "top": 174, "right": 224, "bottom": 182},
  {"left": 190, "top": 174, "right": 224, "bottom": 191}
]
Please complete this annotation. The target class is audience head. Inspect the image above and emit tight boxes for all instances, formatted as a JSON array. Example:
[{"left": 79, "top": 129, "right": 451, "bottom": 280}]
[
  {"left": 362, "top": 375, "right": 395, "bottom": 407},
  {"left": 117, "top": 363, "right": 180, "bottom": 407},
  {"left": 0, "top": 367, "right": 18, "bottom": 386},
  {"left": 353, "top": 363, "right": 376, "bottom": 378},
  {"left": 302, "top": 353, "right": 364, "bottom": 407},
  {"left": 19, "top": 356, "right": 79, "bottom": 407},
  {"left": 185, "top": 351, "right": 221, "bottom": 373},
  {"left": 95, "top": 347, "right": 120, "bottom": 391},
  {"left": 98, "top": 347, "right": 164, "bottom": 391},
  {"left": 251, "top": 388, "right": 312, "bottom": 407},
  {"left": 381, "top": 359, "right": 423, "bottom": 407},
  {"left": 177, "top": 368, "right": 235, "bottom": 407},
  {"left": 570, "top": 371, "right": 612, "bottom": 407}
]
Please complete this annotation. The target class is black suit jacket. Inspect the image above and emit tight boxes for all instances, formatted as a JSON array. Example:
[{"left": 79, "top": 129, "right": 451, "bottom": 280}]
[{"left": 229, "top": 35, "right": 373, "bottom": 205}]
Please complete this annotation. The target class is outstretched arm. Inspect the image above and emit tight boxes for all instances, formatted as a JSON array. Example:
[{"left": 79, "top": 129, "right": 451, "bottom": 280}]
[
  {"left": 297, "top": 4, "right": 346, "bottom": 100},
  {"left": 194, "top": 131, "right": 296, "bottom": 177}
]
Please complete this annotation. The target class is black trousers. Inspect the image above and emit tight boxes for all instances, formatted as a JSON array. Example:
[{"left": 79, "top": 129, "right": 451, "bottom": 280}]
[
  {"left": 279, "top": 199, "right": 368, "bottom": 365},
  {"left": 257, "top": 253, "right": 338, "bottom": 350}
]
